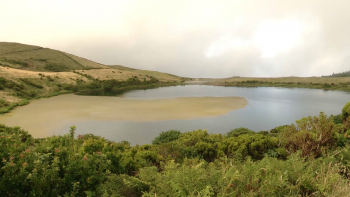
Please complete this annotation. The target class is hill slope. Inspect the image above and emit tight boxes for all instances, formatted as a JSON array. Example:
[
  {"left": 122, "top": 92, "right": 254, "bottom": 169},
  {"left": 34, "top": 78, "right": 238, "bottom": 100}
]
[
  {"left": 0, "top": 42, "right": 185, "bottom": 83},
  {"left": 0, "top": 42, "right": 185, "bottom": 112}
]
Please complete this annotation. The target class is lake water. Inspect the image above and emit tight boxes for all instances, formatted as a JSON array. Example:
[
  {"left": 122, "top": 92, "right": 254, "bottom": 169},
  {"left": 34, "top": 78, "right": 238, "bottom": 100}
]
[{"left": 1, "top": 85, "right": 349, "bottom": 145}]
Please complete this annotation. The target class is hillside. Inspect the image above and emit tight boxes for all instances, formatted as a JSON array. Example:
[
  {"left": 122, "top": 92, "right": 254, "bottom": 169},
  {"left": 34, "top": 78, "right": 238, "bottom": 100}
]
[
  {"left": 0, "top": 42, "right": 185, "bottom": 83},
  {"left": 0, "top": 42, "right": 185, "bottom": 113}
]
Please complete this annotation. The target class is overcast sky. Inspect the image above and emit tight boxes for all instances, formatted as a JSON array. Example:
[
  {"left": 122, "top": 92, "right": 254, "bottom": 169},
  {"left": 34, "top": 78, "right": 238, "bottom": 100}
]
[{"left": 1, "top": 0, "right": 349, "bottom": 78}]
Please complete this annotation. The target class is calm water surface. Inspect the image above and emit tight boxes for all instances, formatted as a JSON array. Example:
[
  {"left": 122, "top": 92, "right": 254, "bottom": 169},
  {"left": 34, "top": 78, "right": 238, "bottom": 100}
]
[{"left": 57, "top": 85, "right": 349, "bottom": 145}]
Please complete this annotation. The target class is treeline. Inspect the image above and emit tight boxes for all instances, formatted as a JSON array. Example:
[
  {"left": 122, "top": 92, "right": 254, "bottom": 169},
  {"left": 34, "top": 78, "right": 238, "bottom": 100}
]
[
  {"left": 322, "top": 70, "right": 350, "bottom": 77},
  {"left": 1, "top": 103, "right": 350, "bottom": 196}
]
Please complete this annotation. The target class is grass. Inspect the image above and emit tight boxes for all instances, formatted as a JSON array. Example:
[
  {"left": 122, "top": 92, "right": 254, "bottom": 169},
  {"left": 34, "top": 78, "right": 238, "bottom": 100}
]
[
  {"left": 78, "top": 68, "right": 184, "bottom": 82},
  {"left": 211, "top": 79, "right": 350, "bottom": 92},
  {"left": 0, "top": 48, "right": 83, "bottom": 71},
  {"left": 62, "top": 52, "right": 108, "bottom": 69},
  {"left": 214, "top": 76, "right": 350, "bottom": 84},
  {"left": 0, "top": 42, "right": 41, "bottom": 55},
  {"left": 76, "top": 82, "right": 184, "bottom": 96},
  {"left": 0, "top": 99, "right": 29, "bottom": 114}
]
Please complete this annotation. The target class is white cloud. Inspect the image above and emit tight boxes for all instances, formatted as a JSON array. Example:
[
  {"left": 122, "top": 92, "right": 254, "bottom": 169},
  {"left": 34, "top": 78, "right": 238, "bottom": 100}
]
[{"left": 253, "top": 19, "right": 305, "bottom": 58}]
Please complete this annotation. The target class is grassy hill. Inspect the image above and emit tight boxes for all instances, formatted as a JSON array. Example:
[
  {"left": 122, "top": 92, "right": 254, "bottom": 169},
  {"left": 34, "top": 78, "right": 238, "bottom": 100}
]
[
  {"left": 0, "top": 42, "right": 185, "bottom": 113},
  {"left": 0, "top": 42, "right": 185, "bottom": 83}
]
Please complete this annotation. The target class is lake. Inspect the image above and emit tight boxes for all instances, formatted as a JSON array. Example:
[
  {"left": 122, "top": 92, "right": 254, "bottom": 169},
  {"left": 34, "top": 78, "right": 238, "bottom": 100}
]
[{"left": 0, "top": 85, "right": 349, "bottom": 145}]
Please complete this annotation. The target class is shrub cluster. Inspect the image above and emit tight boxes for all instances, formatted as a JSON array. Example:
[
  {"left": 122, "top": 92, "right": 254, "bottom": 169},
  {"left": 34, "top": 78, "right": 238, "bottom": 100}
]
[
  {"left": 19, "top": 78, "right": 43, "bottom": 89},
  {"left": 44, "top": 63, "right": 69, "bottom": 72},
  {"left": 0, "top": 77, "right": 24, "bottom": 90}
]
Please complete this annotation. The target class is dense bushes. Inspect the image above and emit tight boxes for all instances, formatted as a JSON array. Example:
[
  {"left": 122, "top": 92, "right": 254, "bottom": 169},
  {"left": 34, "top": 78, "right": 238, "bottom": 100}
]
[
  {"left": 19, "top": 78, "right": 43, "bottom": 89},
  {"left": 0, "top": 99, "right": 10, "bottom": 108},
  {"left": 0, "top": 77, "right": 38, "bottom": 99},
  {"left": 227, "top": 127, "right": 254, "bottom": 137},
  {"left": 342, "top": 102, "right": 350, "bottom": 121},
  {"left": 44, "top": 63, "right": 69, "bottom": 72},
  {"left": 152, "top": 130, "right": 181, "bottom": 145},
  {"left": 280, "top": 112, "right": 341, "bottom": 158},
  {"left": 0, "top": 77, "right": 24, "bottom": 90},
  {"left": 62, "top": 77, "right": 163, "bottom": 94}
]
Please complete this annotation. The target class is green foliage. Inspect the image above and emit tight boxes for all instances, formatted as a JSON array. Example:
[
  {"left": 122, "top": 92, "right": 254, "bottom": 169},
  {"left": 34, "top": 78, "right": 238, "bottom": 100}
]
[
  {"left": 218, "top": 134, "right": 279, "bottom": 160},
  {"left": 44, "top": 63, "right": 69, "bottom": 72},
  {"left": 227, "top": 127, "right": 254, "bottom": 137},
  {"left": 19, "top": 78, "right": 44, "bottom": 89},
  {"left": 280, "top": 112, "right": 340, "bottom": 158},
  {"left": 0, "top": 99, "right": 10, "bottom": 108},
  {"left": 0, "top": 77, "right": 24, "bottom": 90},
  {"left": 0, "top": 58, "right": 28, "bottom": 67},
  {"left": 0, "top": 100, "right": 29, "bottom": 114},
  {"left": 342, "top": 102, "right": 350, "bottom": 121},
  {"left": 0, "top": 124, "right": 110, "bottom": 196},
  {"left": 152, "top": 130, "right": 181, "bottom": 145},
  {"left": 139, "top": 155, "right": 350, "bottom": 196}
]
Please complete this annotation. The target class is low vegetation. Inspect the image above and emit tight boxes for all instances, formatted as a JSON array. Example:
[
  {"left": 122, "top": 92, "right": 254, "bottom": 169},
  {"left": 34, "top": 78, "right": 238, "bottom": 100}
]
[
  {"left": 44, "top": 63, "right": 70, "bottom": 72},
  {"left": 1, "top": 103, "right": 350, "bottom": 196},
  {"left": 215, "top": 79, "right": 350, "bottom": 92}
]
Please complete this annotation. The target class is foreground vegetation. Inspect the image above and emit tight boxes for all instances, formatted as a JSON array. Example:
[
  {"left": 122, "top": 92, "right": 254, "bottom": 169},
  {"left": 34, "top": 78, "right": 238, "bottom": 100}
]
[{"left": 1, "top": 103, "right": 350, "bottom": 196}]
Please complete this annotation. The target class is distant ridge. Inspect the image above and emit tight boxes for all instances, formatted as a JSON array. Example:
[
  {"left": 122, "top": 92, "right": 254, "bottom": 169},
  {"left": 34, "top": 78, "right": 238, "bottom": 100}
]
[{"left": 322, "top": 70, "right": 350, "bottom": 77}]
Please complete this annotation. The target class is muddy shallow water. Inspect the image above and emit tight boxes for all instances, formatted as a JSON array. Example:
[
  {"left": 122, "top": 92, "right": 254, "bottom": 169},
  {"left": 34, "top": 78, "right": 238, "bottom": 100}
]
[
  {"left": 0, "top": 85, "right": 349, "bottom": 145},
  {"left": 0, "top": 94, "right": 247, "bottom": 138}
]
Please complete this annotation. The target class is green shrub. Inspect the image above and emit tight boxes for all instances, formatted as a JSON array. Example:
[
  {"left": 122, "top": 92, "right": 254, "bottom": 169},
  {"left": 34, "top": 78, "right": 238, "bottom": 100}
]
[
  {"left": 0, "top": 99, "right": 10, "bottom": 108},
  {"left": 227, "top": 127, "right": 254, "bottom": 137},
  {"left": 44, "top": 63, "right": 69, "bottom": 72},
  {"left": 280, "top": 112, "right": 340, "bottom": 158},
  {"left": 19, "top": 78, "right": 44, "bottom": 89},
  {"left": 342, "top": 102, "right": 350, "bottom": 121},
  {"left": 1, "top": 58, "right": 28, "bottom": 67},
  {"left": 152, "top": 130, "right": 181, "bottom": 145}
]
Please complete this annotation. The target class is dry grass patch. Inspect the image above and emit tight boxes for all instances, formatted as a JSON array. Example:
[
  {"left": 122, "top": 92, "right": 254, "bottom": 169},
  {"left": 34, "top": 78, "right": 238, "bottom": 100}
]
[
  {"left": 0, "top": 66, "right": 89, "bottom": 84},
  {"left": 76, "top": 68, "right": 149, "bottom": 81},
  {"left": 0, "top": 91, "right": 21, "bottom": 103}
]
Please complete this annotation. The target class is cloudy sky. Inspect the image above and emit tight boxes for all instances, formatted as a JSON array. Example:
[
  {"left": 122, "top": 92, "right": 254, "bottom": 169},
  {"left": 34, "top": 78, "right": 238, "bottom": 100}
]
[{"left": 1, "top": 0, "right": 349, "bottom": 78}]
